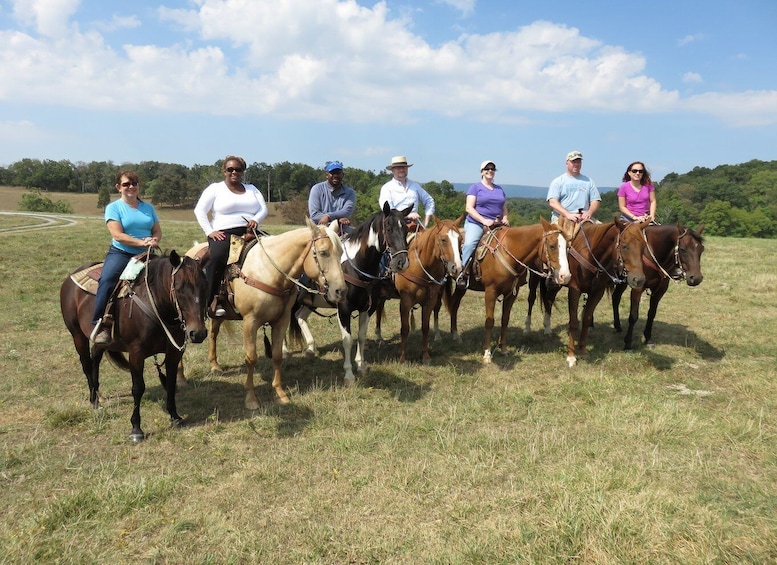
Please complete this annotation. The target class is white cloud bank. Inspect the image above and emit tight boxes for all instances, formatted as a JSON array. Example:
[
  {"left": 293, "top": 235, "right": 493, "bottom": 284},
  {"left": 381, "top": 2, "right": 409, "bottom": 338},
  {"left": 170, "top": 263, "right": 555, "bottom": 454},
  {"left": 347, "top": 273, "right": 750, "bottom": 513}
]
[{"left": 1, "top": 0, "right": 775, "bottom": 127}]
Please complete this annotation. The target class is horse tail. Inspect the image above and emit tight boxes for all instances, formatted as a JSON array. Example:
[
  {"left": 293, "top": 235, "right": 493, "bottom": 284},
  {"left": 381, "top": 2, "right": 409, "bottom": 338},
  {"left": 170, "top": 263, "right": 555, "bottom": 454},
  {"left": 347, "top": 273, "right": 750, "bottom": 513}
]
[
  {"left": 106, "top": 351, "right": 132, "bottom": 372},
  {"left": 440, "top": 279, "right": 453, "bottom": 315},
  {"left": 264, "top": 333, "right": 272, "bottom": 358}
]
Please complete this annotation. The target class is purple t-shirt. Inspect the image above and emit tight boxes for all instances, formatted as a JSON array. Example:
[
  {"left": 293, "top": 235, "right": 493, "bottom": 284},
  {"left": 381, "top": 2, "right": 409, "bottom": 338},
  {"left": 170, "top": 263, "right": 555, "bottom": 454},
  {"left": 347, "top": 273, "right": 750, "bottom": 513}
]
[
  {"left": 466, "top": 182, "right": 506, "bottom": 225},
  {"left": 617, "top": 182, "right": 654, "bottom": 216}
]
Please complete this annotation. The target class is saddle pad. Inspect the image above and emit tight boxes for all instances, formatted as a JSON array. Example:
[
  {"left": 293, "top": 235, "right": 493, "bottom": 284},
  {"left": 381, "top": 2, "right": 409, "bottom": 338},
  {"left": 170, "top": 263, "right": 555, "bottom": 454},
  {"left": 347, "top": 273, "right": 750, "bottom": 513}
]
[
  {"left": 70, "top": 264, "right": 102, "bottom": 295},
  {"left": 228, "top": 235, "right": 245, "bottom": 264}
]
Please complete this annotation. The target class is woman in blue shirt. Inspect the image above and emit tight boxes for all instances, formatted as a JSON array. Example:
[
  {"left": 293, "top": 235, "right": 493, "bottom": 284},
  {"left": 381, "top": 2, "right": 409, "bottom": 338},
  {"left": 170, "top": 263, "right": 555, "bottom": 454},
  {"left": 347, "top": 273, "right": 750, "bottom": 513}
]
[{"left": 91, "top": 170, "right": 161, "bottom": 345}]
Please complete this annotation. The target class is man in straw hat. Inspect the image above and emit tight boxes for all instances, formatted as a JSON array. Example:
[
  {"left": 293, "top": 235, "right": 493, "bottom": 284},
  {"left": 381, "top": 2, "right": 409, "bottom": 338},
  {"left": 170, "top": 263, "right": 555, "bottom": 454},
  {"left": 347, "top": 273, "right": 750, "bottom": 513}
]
[
  {"left": 378, "top": 155, "right": 435, "bottom": 228},
  {"left": 547, "top": 150, "right": 601, "bottom": 223}
]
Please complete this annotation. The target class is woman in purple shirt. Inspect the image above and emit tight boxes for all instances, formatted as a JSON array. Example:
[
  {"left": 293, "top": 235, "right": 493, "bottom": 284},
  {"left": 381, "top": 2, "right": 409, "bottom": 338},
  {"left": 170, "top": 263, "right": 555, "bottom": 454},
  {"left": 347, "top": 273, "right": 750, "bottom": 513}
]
[
  {"left": 457, "top": 160, "right": 509, "bottom": 288},
  {"left": 618, "top": 161, "right": 656, "bottom": 222}
]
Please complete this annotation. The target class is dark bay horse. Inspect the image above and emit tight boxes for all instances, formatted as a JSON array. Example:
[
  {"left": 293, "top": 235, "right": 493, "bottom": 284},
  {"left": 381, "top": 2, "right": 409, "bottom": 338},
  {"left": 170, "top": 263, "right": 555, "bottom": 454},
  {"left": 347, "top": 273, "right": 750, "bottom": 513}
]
[
  {"left": 612, "top": 223, "right": 705, "bottom": 350},
  {"left": 287, "top": 203, "right": 411, "bottom": 383},
  {"left": 443, "top": 217, "right": 573, "bottom": 363},
  {"left": 373, "top": 216, "right": 463, "bottom": 364},
  {"left": 528, "top": 218, "right": 650, "bottom": 367},
  {"left": 60, "top": 251, "right": 209, "bottom": 442},
  {"left": 186, "top": 219, "right": 346, "bottom": 407}
]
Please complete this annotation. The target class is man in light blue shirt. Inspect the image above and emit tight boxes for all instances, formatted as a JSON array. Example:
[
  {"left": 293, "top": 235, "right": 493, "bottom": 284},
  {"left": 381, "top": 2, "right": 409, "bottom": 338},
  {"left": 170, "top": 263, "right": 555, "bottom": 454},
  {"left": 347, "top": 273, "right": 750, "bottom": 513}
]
[
  {"left": 547, "top": 150, "right": 601, "bottom": 223},
  {"left": 378, "top": 155, "right": 435, "bottom": 227},
  {"left": 308, "top": 160, "right": 356, "bottom": 231}
]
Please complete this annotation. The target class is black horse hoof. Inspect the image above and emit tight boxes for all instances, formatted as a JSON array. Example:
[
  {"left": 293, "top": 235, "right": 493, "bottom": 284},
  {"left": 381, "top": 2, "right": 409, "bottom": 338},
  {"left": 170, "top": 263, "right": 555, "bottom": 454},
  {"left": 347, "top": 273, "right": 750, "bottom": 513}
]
[
  {"left": 129, "top": 430, "right": 145, "bottom": 442},
  {"left": 169, "top": 417, "right": 185, "bottom": 429}
]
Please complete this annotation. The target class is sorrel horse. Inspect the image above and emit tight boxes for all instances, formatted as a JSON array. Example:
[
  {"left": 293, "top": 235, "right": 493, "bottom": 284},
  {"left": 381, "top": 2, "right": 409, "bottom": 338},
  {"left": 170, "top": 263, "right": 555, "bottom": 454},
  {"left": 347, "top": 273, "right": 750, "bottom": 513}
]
[
  {"left": 286, "top": 203, "right": 411, "bottom": 383},
  {"left": 527, "top": 218, "right": 650, "bottom": 367},
  {"left": 186, "top": 218, "right": 346, "bottom": 407},
  {"left": 372, "top": 216, "right": 463, "bottom": 364},
  {"left": 612, "top": 223, "right": 705, "bottom": 350},
  {"left": 60, "top": 251, "right": 209, "bottom": 442},
  {"left": 442, "top": 217, "right": 573, "bottom": 363}
]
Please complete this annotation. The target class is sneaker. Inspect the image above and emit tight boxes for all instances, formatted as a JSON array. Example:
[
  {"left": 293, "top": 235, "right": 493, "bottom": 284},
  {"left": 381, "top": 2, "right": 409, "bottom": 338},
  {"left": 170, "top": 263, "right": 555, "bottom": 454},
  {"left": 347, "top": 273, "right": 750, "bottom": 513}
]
[{"left": 214, "top": 307, "right": 226, "bottom": 317}]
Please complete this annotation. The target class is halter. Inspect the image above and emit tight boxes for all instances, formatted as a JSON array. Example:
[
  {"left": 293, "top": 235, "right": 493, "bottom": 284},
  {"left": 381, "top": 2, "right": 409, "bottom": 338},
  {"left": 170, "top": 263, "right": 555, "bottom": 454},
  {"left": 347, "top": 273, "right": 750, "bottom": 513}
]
[
  {"left": 574, "top": 222, "right": 628, "bottom": 284},
  {"left": 133, "top": 251, "right": 190, "bottom": 352},
  {"left": 642, "top": 226, "right": 691, "bottom": 283},
  {"left": 538, "top": 227, "right": 564, "bottom": 279},
  {"left": 252, "top": 230, "right": 333, "bottom": 296}
]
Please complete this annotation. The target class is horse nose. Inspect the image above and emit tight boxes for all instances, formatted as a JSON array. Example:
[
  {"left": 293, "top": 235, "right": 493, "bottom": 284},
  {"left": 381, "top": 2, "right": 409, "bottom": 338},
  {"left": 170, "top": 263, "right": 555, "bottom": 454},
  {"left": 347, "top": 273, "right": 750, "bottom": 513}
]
[
  {"left": 333, "top": 287, "right": 345, "bottom": 303},
  {"left": 555, "top": 270, "right": 571, "bottom": 286},
  {"left": 687, "top": 274, "right": 703, "bottom": 286},
  {"left": 189, "top": 329, "right": 208, "bottom": 343},
  {"left": 627, "top": 273, "right": 645, "bottom": 289}
]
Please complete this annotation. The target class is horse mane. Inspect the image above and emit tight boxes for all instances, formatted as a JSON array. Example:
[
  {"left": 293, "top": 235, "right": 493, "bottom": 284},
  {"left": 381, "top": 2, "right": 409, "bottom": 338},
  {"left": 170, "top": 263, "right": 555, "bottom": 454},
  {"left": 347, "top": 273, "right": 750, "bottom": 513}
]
[{"left": 344, "top": 210, "right": 383, "bottom": 244}]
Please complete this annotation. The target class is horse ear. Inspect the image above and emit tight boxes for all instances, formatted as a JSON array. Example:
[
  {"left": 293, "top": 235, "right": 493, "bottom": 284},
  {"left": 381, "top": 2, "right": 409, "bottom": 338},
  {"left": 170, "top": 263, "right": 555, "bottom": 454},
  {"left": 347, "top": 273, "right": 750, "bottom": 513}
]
[
  {"left": 455, "top": 214, "right": 465, "bottom": 227},
  {"left": 697, "top": 224, "right": 705, "bottom": 235},
  {"left": 401, "top": 206, "right": 413, "bottom": 217},
  {"left": 305, "top": 216, "right": 319, "bottom": 234},
  {"left": 170, "top": 250, "right": 181, "bottom": 267},
  {"left": 382, "top": 201, "right": 392, "bottom": 215},
  {"left": 329, "top": 219, "right": 340, "bottom": 235}
]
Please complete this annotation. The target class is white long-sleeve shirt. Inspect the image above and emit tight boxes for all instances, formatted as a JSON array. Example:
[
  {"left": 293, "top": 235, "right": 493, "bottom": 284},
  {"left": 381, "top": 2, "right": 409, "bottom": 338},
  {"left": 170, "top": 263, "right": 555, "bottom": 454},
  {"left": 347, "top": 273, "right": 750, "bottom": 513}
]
[{"left": 194, "top": 181, "right": 268, "bottom": 235}]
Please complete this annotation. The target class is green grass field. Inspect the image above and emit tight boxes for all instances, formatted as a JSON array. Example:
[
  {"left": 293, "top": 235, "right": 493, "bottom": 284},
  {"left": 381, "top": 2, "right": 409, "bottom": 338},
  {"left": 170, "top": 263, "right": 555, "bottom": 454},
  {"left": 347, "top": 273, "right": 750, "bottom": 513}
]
[{"left": 1, "top": 209, "right": 776, "bottom": 564}]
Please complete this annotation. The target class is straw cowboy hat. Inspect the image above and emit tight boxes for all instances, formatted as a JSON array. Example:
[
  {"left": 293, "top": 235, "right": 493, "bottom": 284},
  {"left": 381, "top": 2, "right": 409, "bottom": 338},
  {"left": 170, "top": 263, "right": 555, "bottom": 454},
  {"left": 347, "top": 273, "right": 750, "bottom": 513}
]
[{"left": 386, "top": 156, "right": 413, "bottom": 170}]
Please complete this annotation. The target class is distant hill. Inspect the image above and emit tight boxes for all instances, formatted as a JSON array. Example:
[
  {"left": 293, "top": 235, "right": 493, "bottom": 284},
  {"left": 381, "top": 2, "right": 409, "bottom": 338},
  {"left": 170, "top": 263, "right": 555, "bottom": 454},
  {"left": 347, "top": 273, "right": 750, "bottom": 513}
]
[{"left": 453, "top": 183, "right": 617, "bottom": 199}]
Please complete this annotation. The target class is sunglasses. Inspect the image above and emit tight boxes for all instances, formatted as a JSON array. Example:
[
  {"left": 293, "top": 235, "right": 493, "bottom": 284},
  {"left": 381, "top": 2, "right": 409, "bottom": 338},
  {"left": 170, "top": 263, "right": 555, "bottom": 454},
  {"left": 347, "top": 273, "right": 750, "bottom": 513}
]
[
  {"left": 120, "top": 181, "right": 139, "bottom": 187},
  {"left": 225, "top": 166, "right": 244, "bottom": 173},
  {"left": 630, "top": 169, "right": 645, "bottom": 174},
  {"left": 483, "top": 167, "right": 496, "bottom": 172}
]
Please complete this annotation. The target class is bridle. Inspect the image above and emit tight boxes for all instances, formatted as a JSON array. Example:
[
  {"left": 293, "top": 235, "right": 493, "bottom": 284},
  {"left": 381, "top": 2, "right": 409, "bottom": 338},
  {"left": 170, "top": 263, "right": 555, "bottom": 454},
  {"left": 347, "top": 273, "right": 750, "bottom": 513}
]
[
  {"left": 254, "top": 230, "right": 333, "bottom": 296},
  {"left": 643, "top": 226, "right": 693, "bottom": 282}
]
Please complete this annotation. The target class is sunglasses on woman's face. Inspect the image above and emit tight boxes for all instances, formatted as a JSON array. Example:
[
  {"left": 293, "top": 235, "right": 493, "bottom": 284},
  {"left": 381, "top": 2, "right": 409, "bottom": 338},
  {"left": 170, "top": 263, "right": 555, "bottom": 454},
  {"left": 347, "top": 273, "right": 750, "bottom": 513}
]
[
  {"left": 630, "top": 169, "right": 644, "bottom": 174},
  {"left": 121, "top": 181, "right": 139, "bottom": 187},
  {"left": 225, "top": 167, "right": 244, "bottom": 173}
]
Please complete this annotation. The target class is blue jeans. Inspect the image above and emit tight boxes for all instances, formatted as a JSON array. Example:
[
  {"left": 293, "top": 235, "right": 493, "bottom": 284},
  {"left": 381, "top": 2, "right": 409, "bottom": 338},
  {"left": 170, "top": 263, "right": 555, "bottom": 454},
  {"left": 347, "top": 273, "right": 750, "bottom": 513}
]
[
  {"left": 92, "top": 246, "right": 134, "bottom": 324},
  {"left": 461, "top": 219, "right": 485, "bottom": 266}
]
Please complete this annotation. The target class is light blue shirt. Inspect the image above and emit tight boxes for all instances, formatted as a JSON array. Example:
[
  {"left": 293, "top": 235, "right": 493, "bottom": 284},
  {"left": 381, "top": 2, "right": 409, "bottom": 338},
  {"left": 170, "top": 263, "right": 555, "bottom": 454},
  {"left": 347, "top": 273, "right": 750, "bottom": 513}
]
[
  {"left": 547, "top": 173, "right": 601, "bottom": 220},
  {"left": 105, "top": 199, "right": 159, "bottom": 254}
]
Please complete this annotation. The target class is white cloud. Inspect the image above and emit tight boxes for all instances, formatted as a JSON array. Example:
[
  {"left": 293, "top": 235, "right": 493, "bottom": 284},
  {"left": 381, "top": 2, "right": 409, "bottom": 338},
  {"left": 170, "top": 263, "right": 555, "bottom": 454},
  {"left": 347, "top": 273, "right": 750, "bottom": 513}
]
[
  {"left": 0, "top": 0, "right": 774, "bottom": 128},
  {"left": 678, "top": 33, "right": 706, "bottom": 47},
  {"left": 10, "top": 0, "right": 80, "bottom": 36},
  {"left": 436, "top": 0, "right": 477, "bottom": 17},
  {"left": 682, "top": 72, "right": 703, "bottom": 84},
  {"left": 94, "top": 14, "right": 141, "bottom": 33},
  {"left": 685, "top": 91, "right": 777, "bottom": 127}
]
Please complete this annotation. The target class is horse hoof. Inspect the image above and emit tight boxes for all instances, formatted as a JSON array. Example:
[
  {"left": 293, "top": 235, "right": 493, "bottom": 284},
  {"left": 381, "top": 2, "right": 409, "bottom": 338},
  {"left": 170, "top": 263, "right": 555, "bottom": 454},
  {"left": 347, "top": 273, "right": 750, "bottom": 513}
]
[
  {"left": 566, "top": 356, "right": 577, "bottom": 368},
  {"left": 422, "top": 358, "right": 432, "bottom": 365},
  {"left": 170, "top": 417, "right": 185, "bottom": 429},
  {"left": 482, "top": 351, "right": 492, "bottom": 364},
  {"left": 646, "top": 341, "right": 655, "bottom": 350},
  {"left": 129, "top": 431, "right": 145, "bottom": 442},
  {"left": 343, "top": 377, "right": 356, "bottom": 387},
  {"left": 304, "top": 349, "right": 316, "bottom": 358}
]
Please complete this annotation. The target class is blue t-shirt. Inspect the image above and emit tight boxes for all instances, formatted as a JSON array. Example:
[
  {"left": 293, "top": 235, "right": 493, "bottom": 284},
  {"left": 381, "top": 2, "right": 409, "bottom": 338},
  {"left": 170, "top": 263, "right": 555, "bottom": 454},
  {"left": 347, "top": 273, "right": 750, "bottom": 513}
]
[
  {"left": 105, "top": 199, "right": 159, "bottom": 254},
  {"left": 547, "top": 173, "right": 601, "bottom": 219},
  {"left": 466, "top": 182, "right": 506, "bottom": 226}
]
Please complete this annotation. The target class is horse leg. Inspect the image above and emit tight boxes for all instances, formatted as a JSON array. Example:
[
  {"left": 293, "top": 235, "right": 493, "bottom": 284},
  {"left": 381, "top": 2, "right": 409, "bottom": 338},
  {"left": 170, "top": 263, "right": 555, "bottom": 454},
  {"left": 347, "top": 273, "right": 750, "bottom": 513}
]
[
  {"left": 208, "top": 318, "right": 224, "bottom": 373},
  {"left": 398, "top": 297, "right": 412, "bottom": 364},
  {"left": 448, "top": 287, "right": 464, "bottom": 342},
  {"left": 164, "top": 350, "right": 185, "bottom": 427},
  {"left": 482, "top": 288, "right": 499, "bottom": 363},
  {"left": 295, "top": 306, "right": 317, "bottom": 358},
  {"left": 498, "top": 292, "right": 518, "bottom": 355},
  {"left": 78, "top": 335, "right": 99, "bottom": 408},
  {"left": 542, "top": 280, "right": 559, "bottom": 336},
  {"left": 127, "top": 355, "right": 147, "bottom": 442},
  {"left": 373, "top": 298, "right": 385, "bottom": 345},
  {"left": 339, "top": 308, "right": 357, "bottom": 384},
  {"left": 432, "top": 291, "right": 442, "bottom": 342},
  {"left": 612, "top": 283, "right": 627, "bottom": 333},
  {"left": 578, "top": 285, "right": 608, "bottom": 360},
  {"left": 242, "top": 316, "right": 262, "bottom": 409},
  {"left": 643, "top": 280, "right": 669, "bottom": 348},
  {"left": 269, "top": 317, "right": 290, "bottom": 404},
  {"left": 420, "top": 295, "right": 434, "bottom": 364},
  {"left": 355, "top": 311, "right": 371, "bottom": 376},
  {"left": 566, "top": 289, "right": 581, "bottom": 367},
  {"left": 624, "top": 288, "right": 644, "bottom": 351},
  {"left": 525, "top": 273, "right": 538, "bottom": 333},
  {"left": 176, "top": 359, "right": 188, "bottom": 389}
]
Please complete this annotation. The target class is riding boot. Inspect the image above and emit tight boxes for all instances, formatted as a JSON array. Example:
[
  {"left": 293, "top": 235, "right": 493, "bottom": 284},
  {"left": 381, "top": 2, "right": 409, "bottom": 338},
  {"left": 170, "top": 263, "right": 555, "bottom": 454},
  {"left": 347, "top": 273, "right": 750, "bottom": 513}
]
[
  {"left": 456, "top": 260, "right": 471, "bottom": 289},
  {"left": 209, "top": 296, "right": 226, "bottom": 317},
  {"left": 92, "top": 314, "right": 113, "bottom": 345}
]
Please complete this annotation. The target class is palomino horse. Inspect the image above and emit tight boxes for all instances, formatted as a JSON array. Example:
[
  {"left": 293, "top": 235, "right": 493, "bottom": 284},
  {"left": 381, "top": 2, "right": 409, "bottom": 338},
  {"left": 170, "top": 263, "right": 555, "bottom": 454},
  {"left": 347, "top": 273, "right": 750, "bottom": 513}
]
[
  {"left": 372, "top": 216, "right": 463, "bottom": 364},
  {"left": 528, "top": 218, "right": 650, "bottom": 367},
  {"left": 612, "top": 223, "right": 704, "bottom": 350},
  {"left": 60, "top": 252, "right": 209, "bottom": 441},
  {"left": 442, "top": 217, "right": 573, "bottom": 363},
  {"left": 187, "top": 219, "right": 346, "bottom": 407},
  {"left": 287, "top": 203, "right": 411, "bottom": 383}
]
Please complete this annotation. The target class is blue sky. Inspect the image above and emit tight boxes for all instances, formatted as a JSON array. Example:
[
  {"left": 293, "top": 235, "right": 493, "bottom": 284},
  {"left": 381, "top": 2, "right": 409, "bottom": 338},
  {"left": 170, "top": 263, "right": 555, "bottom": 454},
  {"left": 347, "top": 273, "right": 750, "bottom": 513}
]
[{"left": 1, "top": 0, "right": 775, "bottom": 188}]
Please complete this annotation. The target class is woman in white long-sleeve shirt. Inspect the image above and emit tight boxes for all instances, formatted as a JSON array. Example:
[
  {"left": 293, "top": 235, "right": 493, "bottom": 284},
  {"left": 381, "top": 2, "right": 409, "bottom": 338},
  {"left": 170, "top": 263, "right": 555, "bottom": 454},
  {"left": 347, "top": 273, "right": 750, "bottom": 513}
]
[{"left": 194, "top": 155, "right": 267, "bottom": 316}]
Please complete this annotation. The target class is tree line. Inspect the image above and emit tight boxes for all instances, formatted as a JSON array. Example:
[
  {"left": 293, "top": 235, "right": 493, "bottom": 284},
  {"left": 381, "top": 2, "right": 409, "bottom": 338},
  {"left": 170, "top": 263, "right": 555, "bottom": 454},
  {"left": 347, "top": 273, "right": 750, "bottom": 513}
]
[{"left": 4, "top": 157, "right": 776, "bottom": 237}]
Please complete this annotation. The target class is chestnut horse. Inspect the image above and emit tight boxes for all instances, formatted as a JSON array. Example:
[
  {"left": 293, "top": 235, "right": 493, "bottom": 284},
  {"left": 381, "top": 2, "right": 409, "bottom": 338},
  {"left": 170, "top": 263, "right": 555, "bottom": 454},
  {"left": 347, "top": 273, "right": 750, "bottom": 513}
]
[
  {"left": 287, "top": 203, "right": 411, "bottom": 383},
  {"left": 186, "top": 219, "right": 346, "bottom": 407},
  {"left": 527, "top": 218, "right": 650, "bottom": 367},
  {"left": 60, "top": 252, "right": 209, "bottom": 441},
  {"left": 612, "top": 223, "right": 705, "bottom": 350},
  {"left": 443, "top": 217, "right": 574, "bottom": 363},
  {"left": 372, "top": 216, "right": 464, "bottom": 364}
]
